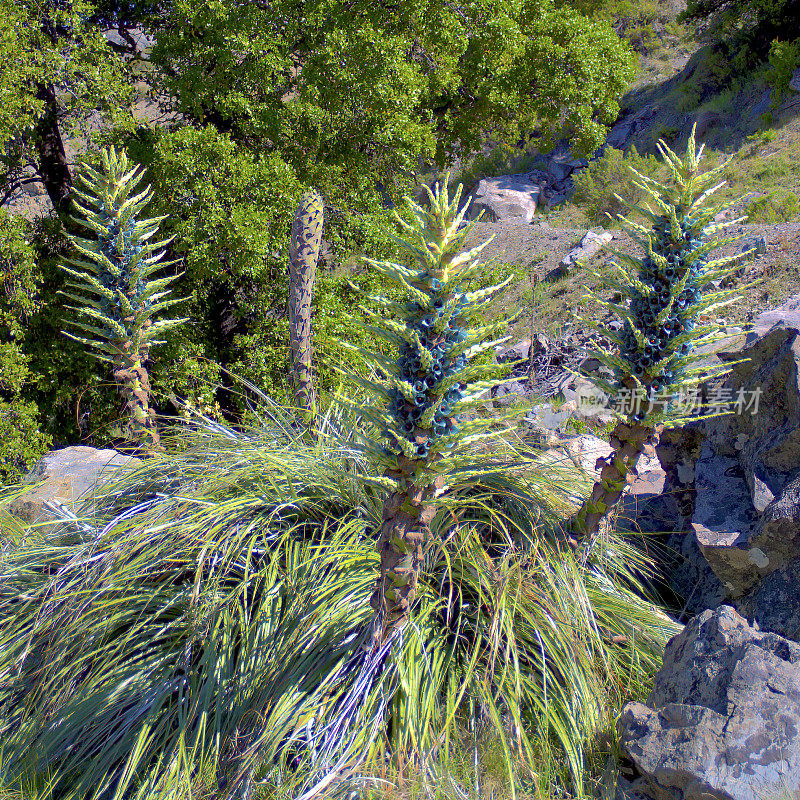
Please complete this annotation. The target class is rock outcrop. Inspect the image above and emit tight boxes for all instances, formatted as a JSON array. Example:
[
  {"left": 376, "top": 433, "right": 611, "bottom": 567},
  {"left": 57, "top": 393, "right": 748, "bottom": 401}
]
[
  {"left": 651, "top": 297, "right": 800, "bottom": 638},
  {"left": 615, "top": 606, "right": 800, "bottom": 800},
  {"left": 7, "top": 446, "right": 141, "bottom": 525},
  {"left": 605, "top": 296, "right": 800, "bottom": 800},
  {"left": 461, "top": 174, "right": 543, "bottom": 224}
]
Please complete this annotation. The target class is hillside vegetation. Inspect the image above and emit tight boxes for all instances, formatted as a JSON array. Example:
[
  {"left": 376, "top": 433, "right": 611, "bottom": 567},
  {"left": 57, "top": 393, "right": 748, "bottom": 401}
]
[
  {"left": 2, "top": 0, "right": 799, "bottom": 480},
  {"left": 0, "top": 5, "right": 799, "bottom": 796}
]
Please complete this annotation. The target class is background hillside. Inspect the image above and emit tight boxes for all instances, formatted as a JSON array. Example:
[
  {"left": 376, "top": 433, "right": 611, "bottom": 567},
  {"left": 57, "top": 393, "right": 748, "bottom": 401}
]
[{"left": 1, "top": 0, "right": 799, "bottom": 481}]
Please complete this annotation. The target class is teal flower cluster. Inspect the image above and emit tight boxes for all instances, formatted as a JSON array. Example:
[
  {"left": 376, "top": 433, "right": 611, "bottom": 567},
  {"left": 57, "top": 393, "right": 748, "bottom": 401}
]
[
  {"left": 578, "top": 126, "right": 761, "bottom": 426},
  {"left": 614, "top": 204, "right": 709, "bottom": 416},
  {"left": 388, "top": 288, "right": 470, "bottom": 458},
  {"left": 334, "top": 174, "right": 524, "bottom": 490}
]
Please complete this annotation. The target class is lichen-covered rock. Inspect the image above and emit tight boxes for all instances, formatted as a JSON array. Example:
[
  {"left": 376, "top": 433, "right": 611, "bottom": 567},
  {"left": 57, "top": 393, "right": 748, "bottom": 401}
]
[
  {"left": 9, "top": 446, "right": 141, "bottom": 525},
  {"left": 616, "top": 606, "right": 800, "bottom": 800}
]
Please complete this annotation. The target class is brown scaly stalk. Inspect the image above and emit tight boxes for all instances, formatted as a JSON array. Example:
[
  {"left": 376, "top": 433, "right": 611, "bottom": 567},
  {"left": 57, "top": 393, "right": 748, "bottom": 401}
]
[
  {"left": 112, "top": 335, "right": 161, "bottom": 452},
  {"left": 568, "top": 414, "right": 662, "bottom": 565},
  {"left": 370, "top": 461, "right": 446, "bottom": 645},
  {"left": 288, "top": 189, "right": 324, "bottom": 442}
]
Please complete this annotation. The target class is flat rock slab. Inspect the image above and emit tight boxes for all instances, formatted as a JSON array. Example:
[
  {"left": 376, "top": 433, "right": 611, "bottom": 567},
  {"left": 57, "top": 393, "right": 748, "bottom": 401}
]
[{"left": 9, "top": 446, "right": 142, "bottom": 524}]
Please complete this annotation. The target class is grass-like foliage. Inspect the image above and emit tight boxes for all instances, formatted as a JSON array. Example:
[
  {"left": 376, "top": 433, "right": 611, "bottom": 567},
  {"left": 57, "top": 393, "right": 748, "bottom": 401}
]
[{"left": 0, "top": 378, "right": 682, "bottom": 800}]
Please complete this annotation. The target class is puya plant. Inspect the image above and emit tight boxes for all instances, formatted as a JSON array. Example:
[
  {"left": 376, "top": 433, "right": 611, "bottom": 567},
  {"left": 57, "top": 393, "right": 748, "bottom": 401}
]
[
  {"left": 333, "top": 174, "right": 523, "bottom": 649},
  {"left": 568, "top": 123, "right": 762, "bottom": 564},
  {"left": 58, "top": 145, "right": 188, "bottom": 453},
  {"left": 287, "top": 189, "right": 324, "bottom": 442}
]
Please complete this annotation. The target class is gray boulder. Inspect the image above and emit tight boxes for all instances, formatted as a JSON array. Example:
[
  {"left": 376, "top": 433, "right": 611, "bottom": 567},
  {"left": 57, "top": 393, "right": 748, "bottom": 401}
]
[
  {"left": 559, "top": 228, "right": 614, "bottom": 270},
  {"left": 496, "top": 339, "right": 531, "bottom": 366},
  {"left": 616, "top": 605, "right": 800, "bottom": 800},
  {"left": 462, "top": 174, "right": 543, "bottom": 224},
  {"left": 8, "top": 446, "right": 142, "bottom": 525},
  {"left": 690, "top": 323, "right": 800, "bottom": 605}
]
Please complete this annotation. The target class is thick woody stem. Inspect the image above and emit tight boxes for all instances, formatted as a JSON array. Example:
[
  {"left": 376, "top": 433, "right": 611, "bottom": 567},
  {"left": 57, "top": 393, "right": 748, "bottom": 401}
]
[
  {"left": 569, "top": 419, "right": 662, "bottom": 564},
  {"left": 370, "top": 463, "right": 445, "bottom": 648},
  {"left": 113, "top": 339, "right": 162, "bottom": 453}
]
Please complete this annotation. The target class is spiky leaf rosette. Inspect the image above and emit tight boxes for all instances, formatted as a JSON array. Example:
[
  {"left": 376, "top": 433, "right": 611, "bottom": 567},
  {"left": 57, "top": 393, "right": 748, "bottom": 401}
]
[
  {"left": 58, "top": 146, "right": 189, "bottom": 366},
  {"left": 566, "top": 124, "right": 763, "bottom": 562},
  {"left": 333, "top": 173, "right": 523, "bottom": 643},
  {"left": 574, "top": 124, "right": 762, "bottom": 427}
]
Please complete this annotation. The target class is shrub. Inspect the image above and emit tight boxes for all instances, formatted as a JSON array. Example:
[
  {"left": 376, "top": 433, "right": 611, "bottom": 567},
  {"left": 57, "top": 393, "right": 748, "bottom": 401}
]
[
  {"left": 680, "top": 0, "right": 800, "bottom": 65},
  {"left": 0, "top": 361, "right": 52, "bottom": 484},
  {"left": 571, "top": 145, "right": 664, "bottom": 227},
  {"left": 0, "top": 212, "right": 51, "bottom": 483},
  {"left": 746, "top": 190, "right": 800, "bottom": 222},
  {"left": 766, "top": 37, "right": 800, "bottom": 109}
]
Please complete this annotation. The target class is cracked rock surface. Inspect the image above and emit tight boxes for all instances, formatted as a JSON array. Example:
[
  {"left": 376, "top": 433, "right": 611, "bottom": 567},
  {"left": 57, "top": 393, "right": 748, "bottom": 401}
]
[{"left": 615, "top": 605, "right": 800, "bottom": 800}]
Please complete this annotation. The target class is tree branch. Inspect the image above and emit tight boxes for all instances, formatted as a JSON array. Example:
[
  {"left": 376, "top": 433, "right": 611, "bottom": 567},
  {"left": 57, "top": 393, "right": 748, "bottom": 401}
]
[{"left": 0, "top": 176, "right": 43, "bottom": 208}]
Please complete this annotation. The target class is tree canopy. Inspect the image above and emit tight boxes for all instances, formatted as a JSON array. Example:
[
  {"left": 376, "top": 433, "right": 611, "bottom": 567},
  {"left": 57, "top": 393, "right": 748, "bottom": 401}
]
[
  {"left": 0, "top": 0, "right": 640, "bottom": 470},
  {"left": 0, "top": 0, "right": 133, "bottom": 216},
  {"left": 679, "top": 0, "right": 799, "bottom": 62},
  {"left": 144, "top": 0, "right": 636, "bottom": 199}
]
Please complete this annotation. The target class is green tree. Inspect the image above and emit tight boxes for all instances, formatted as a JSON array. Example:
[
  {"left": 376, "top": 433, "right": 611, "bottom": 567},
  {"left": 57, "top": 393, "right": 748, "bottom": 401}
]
[
  {"left": 143, "top": 0, "right": 637, "bottom": 204},
  {"left": 0, "top": 212, "right": 52, "bottom": 482},
  {"left": 0, "top": 0, "right": 134, "bottom": 219},
  {"left": 1, "top": 0, "right": 640, "bottom": 457},
  {"left": 679, "top": 0, "right": 799, "bottom": 63}
]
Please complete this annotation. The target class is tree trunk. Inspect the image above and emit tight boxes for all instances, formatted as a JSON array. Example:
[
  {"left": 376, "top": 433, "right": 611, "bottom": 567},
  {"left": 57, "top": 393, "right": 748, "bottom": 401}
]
[
  {"left": 288, "top": 190, "right": 323, "bottom": 440},
  {"left": 34, "top": 82, "right": 73, "bottom": 221}
]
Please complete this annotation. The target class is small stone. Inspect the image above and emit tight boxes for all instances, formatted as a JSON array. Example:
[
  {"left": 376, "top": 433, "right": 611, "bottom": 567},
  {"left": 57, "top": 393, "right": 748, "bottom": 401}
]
[{"left": 545, "top": 264, "right": 569, "bottom": 282}]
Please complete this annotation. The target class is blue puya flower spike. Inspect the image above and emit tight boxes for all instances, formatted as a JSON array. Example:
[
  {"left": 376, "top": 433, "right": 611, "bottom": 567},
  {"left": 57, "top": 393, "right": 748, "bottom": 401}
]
[
  {"left": 332, "top": 172, "right": 525, "bottom": 647},
  {"left": 567, "top": 123, "right": 763, "bottom": 566}
]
